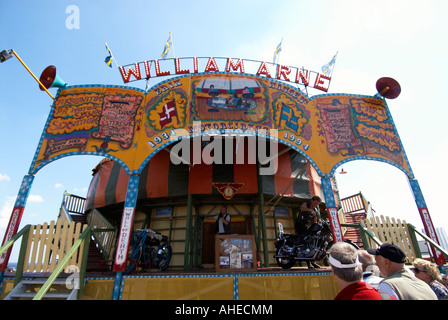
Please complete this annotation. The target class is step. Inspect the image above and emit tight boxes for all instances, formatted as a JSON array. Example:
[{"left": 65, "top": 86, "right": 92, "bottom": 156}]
[
  {"left": 21, "top": 279, "right": 70, "bottom": 286},
  {"left": 10, "top": 291, "right": 72, "bottom": 299},
  {"left": 5, "top": 278, "right": 78, "bottom": 300}
]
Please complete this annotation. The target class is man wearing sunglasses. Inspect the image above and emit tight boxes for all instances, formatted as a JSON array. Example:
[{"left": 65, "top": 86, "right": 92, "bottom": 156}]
[{"left": 367, "top": 243, "right": 437, "bottom": 300}]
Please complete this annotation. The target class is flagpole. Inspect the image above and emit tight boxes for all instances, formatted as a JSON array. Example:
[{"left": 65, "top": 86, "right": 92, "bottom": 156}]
[
  {"left": 273, "top": 38, "right": 283, "bottom": 65},
  {"left": 326, "top": 51, "right": 338, "bottom": 92},
  {"left": 170, "top": 32, "right": 176, "bottom": 59},
  {"left": 105, "top": 42, "right": 119, "bottom": 68},
  {"left": 330, "top": 51, "right": 338, "bottom": 77},
  {"left": 278, "top": 38, "right": 283, "bottom": 65}
]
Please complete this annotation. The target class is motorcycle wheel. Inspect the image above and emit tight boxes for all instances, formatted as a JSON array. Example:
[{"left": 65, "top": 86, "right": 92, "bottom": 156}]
[
  {"left": 275, "top": 247, "right": 295, "bottom": 269},
  {"left": 157, "top": 242, "right": 172, "bottom": 271}
]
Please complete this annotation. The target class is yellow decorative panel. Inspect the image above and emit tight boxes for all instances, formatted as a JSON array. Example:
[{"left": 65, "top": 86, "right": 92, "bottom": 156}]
[
  {"left": 237, "top": 274, "right": 338, "bottom": 300},
  {"left": 121, "top": 276, "right": 234, "bottom": 300},
  {"left": 79, "top": 279, "right": 115, "bottom": 300}
]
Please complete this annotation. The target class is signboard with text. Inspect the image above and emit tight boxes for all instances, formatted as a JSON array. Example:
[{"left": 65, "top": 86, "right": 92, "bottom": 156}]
[{"left": 30, "top": 73, "right": 413, "bottom": 179}]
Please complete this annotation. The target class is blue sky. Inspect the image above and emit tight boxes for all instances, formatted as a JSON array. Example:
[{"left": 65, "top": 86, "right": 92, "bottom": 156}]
[{"left": 1, "top": 0, "right": 448, "bottom": 261}]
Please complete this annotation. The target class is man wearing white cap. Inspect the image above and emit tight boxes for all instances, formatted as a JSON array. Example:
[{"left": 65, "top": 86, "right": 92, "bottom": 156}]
[
  {"left": 367, "top": 243, "right": 437, "bottom": 300},
  {"left": 329, "top": 242, "right": 395, "bottom": 300}
]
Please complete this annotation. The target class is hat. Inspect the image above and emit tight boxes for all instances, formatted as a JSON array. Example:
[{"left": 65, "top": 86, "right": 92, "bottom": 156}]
[{"left": 367, "top": 243, "right": 407, "bottom": 264}]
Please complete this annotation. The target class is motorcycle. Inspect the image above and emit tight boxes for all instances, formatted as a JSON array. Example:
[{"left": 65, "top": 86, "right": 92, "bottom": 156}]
[
  {"left": 274, "top": 220, "right": 333, "bottom": 269},
  {"left": 125, "top": 229, "right": 172, "bottom": 273}
]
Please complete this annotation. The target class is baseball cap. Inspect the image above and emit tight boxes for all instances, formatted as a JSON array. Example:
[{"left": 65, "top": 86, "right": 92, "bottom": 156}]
[{"left": 367, "top": 243, "right": 407, "bottom": 264}]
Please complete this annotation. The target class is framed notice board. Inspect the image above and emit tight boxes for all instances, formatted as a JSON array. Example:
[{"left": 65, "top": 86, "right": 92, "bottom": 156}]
[{"left": 215, "top": 234, "right": 257, "bottom": 272}]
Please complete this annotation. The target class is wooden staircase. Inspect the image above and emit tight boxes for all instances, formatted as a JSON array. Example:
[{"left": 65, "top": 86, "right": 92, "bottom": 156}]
[
  {"left": 343, "top": 213, "right": 366, "bottom": 249},
  {"left": 4, "top": 278, "right": 78, "bottom": 300},
  {"left": 340, "top": 192, "right": 375, "bottom": 249},
  {"left": 70, "top": 213, "right": 106, "bottom": 272},
  {"left": 63, "top": 193, "right": 113, "bottom": 272}
]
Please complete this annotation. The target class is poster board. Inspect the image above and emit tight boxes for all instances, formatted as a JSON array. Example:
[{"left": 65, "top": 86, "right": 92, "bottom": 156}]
[{"left": 215, "top": 234, "right": 256, "bottom": 272}]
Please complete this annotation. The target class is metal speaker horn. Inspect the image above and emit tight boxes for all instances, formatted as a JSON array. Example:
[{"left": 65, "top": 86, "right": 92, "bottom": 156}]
[
  {"left": 39, "top": 65, "right": 68, "bottom": 91},
  {"left": 375, "top": 77, "right": 401, "bottom": 99}
]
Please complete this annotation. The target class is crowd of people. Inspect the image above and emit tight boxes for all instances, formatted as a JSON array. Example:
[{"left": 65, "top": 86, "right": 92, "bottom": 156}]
[{"left": 329, "top": 241, "right": 448, "bottom": 300}]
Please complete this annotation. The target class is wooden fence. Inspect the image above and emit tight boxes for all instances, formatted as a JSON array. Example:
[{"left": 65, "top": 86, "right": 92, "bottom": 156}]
[
  {"left": 20, "top": 220, "right": 88, "bottom": 273},
  {"left": 363, "top": 215, "right": 418, "bottom": 263}
]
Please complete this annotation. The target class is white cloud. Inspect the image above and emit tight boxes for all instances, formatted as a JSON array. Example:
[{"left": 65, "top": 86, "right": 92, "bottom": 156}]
[
  {"left": 0, "top": 173, "right": 10, "bottom": 182},
  {"left": 0, "top": 196, "right": 15, "bottom": 231},
  {"left": 73, "top": 187, "right": 88, "bottom": 195},
  {"left": 54, "top": 183, "right": 63, "bottom": 189},
  {"left": 28, "top": 195, "right": 44, "bottom": 203}
]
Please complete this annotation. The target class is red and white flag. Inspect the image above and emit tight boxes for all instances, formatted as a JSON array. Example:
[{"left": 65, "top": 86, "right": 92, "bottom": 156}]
[{"left": 159, "top": 100, "right": 177, "bottom": 128}]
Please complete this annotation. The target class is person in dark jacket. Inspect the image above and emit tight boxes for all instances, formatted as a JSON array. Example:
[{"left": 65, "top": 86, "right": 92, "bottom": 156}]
[
  {"left": 295, "top": 196, "right": 322, "bottom": 236},
  {"left": 215, "top": 205, "right": 231, "bottom": 234}
]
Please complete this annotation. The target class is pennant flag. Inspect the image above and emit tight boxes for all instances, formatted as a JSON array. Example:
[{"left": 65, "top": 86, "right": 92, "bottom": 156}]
[
  {"left": 212, "top": 182, "right": 244, "bottom": 200},
  {"left": 322, "top": 52, "right": 338, "bottom": 76},
  {"left": 104, "top": 43, "right": 113, "bottom": 68},
  {"left": 273, "top": 39, "right": 283, "bottom": 64},
  {"left": 161, "top": 33, "right": 172, "bottom": 59}
]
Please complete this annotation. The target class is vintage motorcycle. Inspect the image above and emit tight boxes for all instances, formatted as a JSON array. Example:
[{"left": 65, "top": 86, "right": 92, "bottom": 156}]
[
  {"left": 125, "top": 229, "right": 172, "bottom": 273},
  {"left": 274, "top": 220, "right": 333, "bottom": 269}
]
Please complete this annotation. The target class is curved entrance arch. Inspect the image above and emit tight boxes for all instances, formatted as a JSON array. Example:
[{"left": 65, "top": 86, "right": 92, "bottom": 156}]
[
  {"left": 331, "top": 156, "right": 414, "bottom": 179},
  {"left": 334, "top": 159, "right": 444, "bottom": 264},
  {"left": 1, "top": 71, "right": 443, "bottom": 289}
]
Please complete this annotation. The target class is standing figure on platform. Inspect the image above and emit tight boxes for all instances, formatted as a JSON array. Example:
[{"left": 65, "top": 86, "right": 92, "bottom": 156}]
[
  {"left": 214, "top": 205, "right": 231, "bottom": 235},
  {"left": 295, "top": 196, "right": 322, "bottom": 236}
]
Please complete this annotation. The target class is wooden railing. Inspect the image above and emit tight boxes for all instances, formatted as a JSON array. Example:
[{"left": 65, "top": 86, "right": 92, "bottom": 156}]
[
  {"left": 0, "top": 220, "right": 91, "bottom": 299},
  {"left": 33, "top": 225, "right": 91, "bottom": 300},
  {"left": 86, "top": 209, "right": 117, "bottom": 260},
  {"left": 15, "top": 220, "right": 88, "bottom": 275},
  {"left": 63, "top": 192, "right": 86, "bottom": 214},
  {"left": 363, "top": 215, "right": 418, "bottom": 262},
  {"left": 58, "top": 202, "right": 72, "bottom": 224},
  {"left": 341, "top": 214, "right": 447, "bottom": 265},
  {"left": 59, "top": 193, "right": 117, "bottom": 261},
  {"left": 340, "top": 192, "right": 375, "bottom": 217},
  {"left": 408, "top": 223, "right": 448, "bottom": 259}
]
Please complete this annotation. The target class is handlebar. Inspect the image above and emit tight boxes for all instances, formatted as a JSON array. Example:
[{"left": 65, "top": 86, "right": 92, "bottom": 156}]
[
  {"left": 137, "top": 228, "right": 160, "bottom": 234},
  {"left": 137, "top": 228, "right": 168, "bottom": 241}
]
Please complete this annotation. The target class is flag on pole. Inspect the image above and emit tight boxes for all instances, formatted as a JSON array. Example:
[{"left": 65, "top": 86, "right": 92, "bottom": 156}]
[
  {"left": 104, "top": 43, "right": 116, "bottom": 68},
  {"left": 161, "top": 33, "right": 173, "bottom": 59},
  {"left": 273, "top": 39, "right": 283, "bottom": 64},
  {"left": 105, "top": 44, "right": 113, "bottom": 68},
  {"left": 321, "top": 52, "right": 338, "bottom": 76}
]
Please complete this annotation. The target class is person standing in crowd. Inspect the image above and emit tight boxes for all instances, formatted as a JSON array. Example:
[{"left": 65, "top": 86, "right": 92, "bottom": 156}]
[
  {"left": 412, "top": 258, "right": 448, "bottom": 300},
  {"left": 441, "top": 274, "right": 448, "bottom": 289},
  {"left": 329, "top": 242, "right": 395, "bottom": 300},
  {"left": 358, "top": 249, "right": 383, "bottom": 289},
  {"left": 367, "top": 243, "right": 437, "bottom": 300}
]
